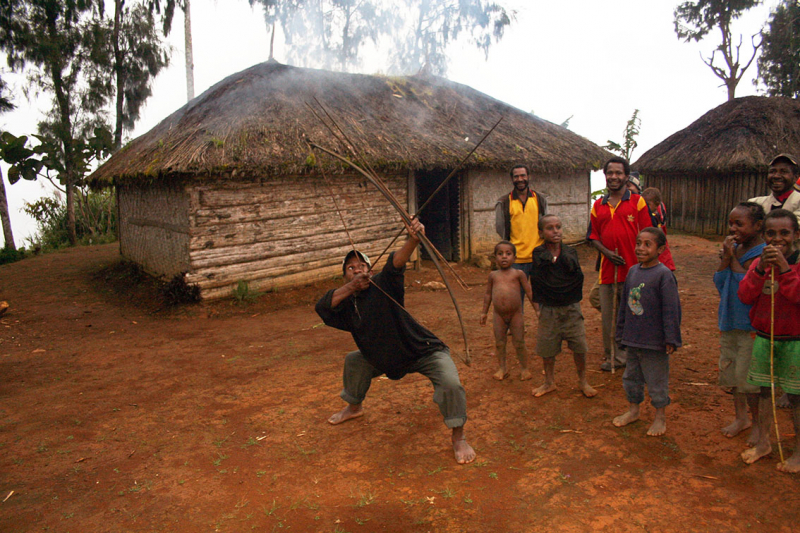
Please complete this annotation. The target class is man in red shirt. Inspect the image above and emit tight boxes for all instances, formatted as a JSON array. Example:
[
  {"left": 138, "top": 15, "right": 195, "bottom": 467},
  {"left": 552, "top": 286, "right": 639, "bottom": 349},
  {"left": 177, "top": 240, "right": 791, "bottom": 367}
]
[{"left": 589, "top": 156, "right": 652, "bottom": 371}]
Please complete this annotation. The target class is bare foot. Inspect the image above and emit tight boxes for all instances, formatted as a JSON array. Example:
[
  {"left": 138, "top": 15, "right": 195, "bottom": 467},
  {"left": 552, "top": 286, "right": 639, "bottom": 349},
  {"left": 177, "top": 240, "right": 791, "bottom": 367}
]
[
  {"left": 721, "top": 418, "right": 751, "bottom": 438},
  {"left": 647, "top": 418, "right": 666, "bottom": 436},
  {"left": 532, "top": 382, "right": 557, "bottom": 397},
  {"left": 520, "top": 369, "right": 533, "bottom": 381},
  {"left": 580, "top": 382, "right": 598, "bottom": 398},
  {"left": 777, "top": 453, "right": 800, "bottom": 473},
  {"left": 741, "top": 443, "right": 772, "bottom": 464},
  {"left": 453, "top": 438, "right": 476, "bottom": 464},
  {"left": 327, "top": 404, "right": 363, "bottom": 425},
  {"left": 493, "top": 368, "right": 509, "bottom": 381},
  {"left": 746, "top": 426, "right": 760, "bottom": 447},
  {"left": 613, "top": 410, "right": 639, "bottom": 427}
]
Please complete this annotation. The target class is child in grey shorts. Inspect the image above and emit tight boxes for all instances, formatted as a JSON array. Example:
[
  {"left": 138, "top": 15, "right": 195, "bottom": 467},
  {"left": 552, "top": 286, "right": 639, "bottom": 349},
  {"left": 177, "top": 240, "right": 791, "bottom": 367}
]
[{"left": 530, "top": 215, "right": 597, "bottom": 398}]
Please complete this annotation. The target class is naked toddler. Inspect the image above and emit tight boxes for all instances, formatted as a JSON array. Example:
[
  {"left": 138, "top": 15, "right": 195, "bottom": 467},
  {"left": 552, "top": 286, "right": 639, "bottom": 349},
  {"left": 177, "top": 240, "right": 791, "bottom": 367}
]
[{"left": 481, "top": 241, "right": 537, "bottom": 381}]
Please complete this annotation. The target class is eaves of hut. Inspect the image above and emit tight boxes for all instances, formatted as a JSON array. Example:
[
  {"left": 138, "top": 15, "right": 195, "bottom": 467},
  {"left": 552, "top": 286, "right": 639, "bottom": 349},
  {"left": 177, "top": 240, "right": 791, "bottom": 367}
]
[{"left": 89, "top": 61, "right": 609, "bottom": 299}]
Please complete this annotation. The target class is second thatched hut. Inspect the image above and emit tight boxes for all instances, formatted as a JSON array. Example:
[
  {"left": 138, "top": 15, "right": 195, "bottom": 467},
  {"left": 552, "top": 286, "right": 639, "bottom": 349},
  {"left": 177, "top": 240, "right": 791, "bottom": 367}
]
[
  {"left": 89, "top": 61, "right": 608, "bottom": 299},
  {"left": 634, "top": 96, "right": 800, "bottom": 235}
]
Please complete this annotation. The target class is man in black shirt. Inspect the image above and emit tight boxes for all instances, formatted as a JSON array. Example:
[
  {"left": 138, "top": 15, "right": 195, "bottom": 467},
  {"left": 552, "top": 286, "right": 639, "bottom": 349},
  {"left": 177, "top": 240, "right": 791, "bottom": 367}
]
[{"left": 315, "top": 220, "right": 475, "bottom": 464}]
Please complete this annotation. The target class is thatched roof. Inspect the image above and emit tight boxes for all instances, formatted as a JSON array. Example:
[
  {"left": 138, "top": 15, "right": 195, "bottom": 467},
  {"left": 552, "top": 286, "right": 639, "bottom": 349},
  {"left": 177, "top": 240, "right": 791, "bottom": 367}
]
[
  {"left": 634, "top": 96, "right": 800, "bottom": 175},
  {"left": 89, "top": 61, "right": 608, "bottom": 185}
]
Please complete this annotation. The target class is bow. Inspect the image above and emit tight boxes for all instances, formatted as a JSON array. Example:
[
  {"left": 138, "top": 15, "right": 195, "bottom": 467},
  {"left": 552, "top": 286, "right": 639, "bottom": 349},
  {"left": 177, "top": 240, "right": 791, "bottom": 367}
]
[{"left": 309, "top": 141, "right": 471, "bottom": 365}]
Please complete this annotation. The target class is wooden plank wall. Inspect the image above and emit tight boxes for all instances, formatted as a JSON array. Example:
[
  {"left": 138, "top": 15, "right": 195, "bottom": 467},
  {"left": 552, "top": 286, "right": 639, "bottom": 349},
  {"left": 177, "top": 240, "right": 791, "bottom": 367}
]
[
  {"left": 647, "top": 172, "right": 767, "bottom": 235},
  {"left": 185, "top": 172, "right": 407, "bottom": 300}
]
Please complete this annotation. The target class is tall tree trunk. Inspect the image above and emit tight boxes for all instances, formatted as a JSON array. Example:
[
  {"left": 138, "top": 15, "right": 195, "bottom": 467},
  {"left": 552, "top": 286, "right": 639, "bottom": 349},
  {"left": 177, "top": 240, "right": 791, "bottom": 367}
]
[
  {"left": 0, "top": 169, "right": 15, "bottom": 251},
  {"left": 113, "top": 0, "right": 125, "bottom": 149},
  {"left": 46, "top": 17, "right": 78, "bottom": 246},
  {"left": 184, "top": 0, "right": 194, "bottom": 101},
  {"left": 66, "top": 182, "right": 76, "bottom": 245}
]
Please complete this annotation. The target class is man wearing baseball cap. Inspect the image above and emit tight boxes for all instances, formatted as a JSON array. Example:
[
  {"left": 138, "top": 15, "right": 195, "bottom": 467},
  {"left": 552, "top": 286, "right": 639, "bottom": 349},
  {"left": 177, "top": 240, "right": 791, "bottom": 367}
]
[
  {"left": 315, "top": 219, "right": 475, "bottom": 464},
  {"left": 749, "top": 154, "right": 800, "bottom": 218}
]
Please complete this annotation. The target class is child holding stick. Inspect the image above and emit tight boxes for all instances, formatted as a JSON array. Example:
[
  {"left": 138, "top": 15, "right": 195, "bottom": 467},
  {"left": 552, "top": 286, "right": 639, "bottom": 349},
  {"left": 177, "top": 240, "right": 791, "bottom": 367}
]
[
  {"left": 714, "top": 202, "right": 765, "bottom": 442},
  {"left": 613, "top": 227, "right": 682, "bottom": 436},
  {"left": 738, "top": 209, "right": 800, "bottom": 472},
  {"left": 481, "top": 241, "right": 536, "bottom": 381},
  {"left": 529, "top": 215, "right": 596, "bottom": 398}
]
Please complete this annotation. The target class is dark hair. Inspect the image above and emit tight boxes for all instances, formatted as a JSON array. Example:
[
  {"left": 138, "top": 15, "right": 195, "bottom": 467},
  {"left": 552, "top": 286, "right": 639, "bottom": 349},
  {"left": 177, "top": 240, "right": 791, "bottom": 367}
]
[
  {"left": 642, "top": 187, "right": 662, "bottom": 205},
  {"left": 764, "top": 208, "right": 800, "bottom": 233},
  {"left": 494, "top": 240, "right": 517, "bottom": 255},
  {"left": 733, "top": 201, "right": 766, "bottom": 224},
  {"left": 603, "top": 156, "right": 630, "bottom": 176},
  {"left": 639, "top": 226, "right": 667, "bottom": 247},
  {"left": 509, "top": 164, "right": 530, "bottom": 178},
  {"left": 537, "top": 213, "right": 560, "bottom": 232}
]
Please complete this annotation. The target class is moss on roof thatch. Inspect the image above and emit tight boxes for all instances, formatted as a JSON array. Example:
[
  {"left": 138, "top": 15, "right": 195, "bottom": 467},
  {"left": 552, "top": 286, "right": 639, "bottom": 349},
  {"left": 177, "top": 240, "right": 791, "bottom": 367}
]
[
  {"left": 634, "top": 96, "right": 800, "bottom": 175},
  {"left": 89, "top": 61, "right": 608, "bottom": 185}
]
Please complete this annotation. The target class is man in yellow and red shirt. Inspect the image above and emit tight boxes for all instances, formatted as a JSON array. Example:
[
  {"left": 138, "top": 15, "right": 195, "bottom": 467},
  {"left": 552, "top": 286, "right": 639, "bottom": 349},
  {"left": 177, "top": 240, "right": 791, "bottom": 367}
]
[
  {"left": 495, "top": 164, "right": 548, "bottom": 304},
  {"left": 588, "top": 156, "right": 652, "bottom": 371}
]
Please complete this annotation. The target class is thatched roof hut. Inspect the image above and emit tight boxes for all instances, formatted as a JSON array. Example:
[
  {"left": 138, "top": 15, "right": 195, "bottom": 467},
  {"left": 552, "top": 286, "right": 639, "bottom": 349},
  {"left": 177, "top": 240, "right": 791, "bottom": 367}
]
[
  {"left": 90, "top": 61, "right": 608, "bottom": 299},
  {"left": 634, "top": 96, "right": 800, "bottom": 234}
]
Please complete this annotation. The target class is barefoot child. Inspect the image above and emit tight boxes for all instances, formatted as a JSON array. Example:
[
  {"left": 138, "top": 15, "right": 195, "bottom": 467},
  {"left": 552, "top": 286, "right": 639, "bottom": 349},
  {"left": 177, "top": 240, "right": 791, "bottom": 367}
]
[
  {"left": 613, "top": 227, "right": 682, "bottom": 436},
  {"left": 481, "top": 240, "right": 536, "bottom": 381},
  {"left": 529, "top": 215, "right": 596, "bottom": 398},
  {"left": 714, "top": 202, "right": 765, "bottom": 442},
  {"left": 738, "top": 209, "right": 800, "bottom": 472}
]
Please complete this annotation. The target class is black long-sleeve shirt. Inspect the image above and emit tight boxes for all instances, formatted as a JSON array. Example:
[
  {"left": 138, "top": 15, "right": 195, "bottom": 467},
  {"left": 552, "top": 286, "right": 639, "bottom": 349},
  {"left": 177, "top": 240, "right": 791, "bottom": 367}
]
[
  {"left": 530, "top": 244, "right": 584, "bottom": 307},
  {"left": 315, "top": 252, "right": 446, "bottom": 379}
]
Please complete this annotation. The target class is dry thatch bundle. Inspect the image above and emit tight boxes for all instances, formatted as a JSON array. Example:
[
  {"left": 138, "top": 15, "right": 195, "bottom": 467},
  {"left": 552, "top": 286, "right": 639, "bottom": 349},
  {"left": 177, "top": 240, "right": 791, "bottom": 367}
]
[
  {"left": 634, "top": 96, "right": 800, "bottom": 175},
  {"left": 89, "top": 60, "right": 607, "bottom": 185}
]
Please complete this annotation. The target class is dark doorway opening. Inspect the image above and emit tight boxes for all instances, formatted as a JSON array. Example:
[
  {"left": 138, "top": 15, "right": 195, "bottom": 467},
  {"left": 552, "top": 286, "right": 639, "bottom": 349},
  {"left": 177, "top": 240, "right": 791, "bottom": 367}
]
[{"left": 415, "top": 169, "right": 461, "bottom": 262}]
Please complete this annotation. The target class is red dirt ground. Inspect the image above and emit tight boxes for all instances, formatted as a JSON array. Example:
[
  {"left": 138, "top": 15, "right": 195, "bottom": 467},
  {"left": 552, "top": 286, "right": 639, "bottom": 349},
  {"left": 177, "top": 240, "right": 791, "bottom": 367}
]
[{"left": 0, "top": 234, "right": 799, "bottom": 532}]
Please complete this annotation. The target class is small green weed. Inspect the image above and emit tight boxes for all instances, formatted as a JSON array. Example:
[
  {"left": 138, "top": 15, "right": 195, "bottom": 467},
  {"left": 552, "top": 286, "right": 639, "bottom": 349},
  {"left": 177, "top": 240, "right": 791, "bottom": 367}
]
[{"left": 232, "top": 280, "right": 260, "bottom": 304}]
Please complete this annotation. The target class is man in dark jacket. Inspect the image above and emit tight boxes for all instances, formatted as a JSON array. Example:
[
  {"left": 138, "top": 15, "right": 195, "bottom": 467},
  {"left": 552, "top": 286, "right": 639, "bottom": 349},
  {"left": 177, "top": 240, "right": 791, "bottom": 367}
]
[{"left": 315, "top": 219, "right": 475, "bottom": 464}]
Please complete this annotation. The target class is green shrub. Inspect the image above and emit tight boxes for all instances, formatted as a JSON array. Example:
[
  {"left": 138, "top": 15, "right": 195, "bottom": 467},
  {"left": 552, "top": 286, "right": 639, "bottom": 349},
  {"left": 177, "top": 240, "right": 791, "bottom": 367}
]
[
  {"left": 0, "top": 246, "right": 26, "bottom": 265},
  {"left": 23, "top": 188, "right": 117, "bottom": 250}
]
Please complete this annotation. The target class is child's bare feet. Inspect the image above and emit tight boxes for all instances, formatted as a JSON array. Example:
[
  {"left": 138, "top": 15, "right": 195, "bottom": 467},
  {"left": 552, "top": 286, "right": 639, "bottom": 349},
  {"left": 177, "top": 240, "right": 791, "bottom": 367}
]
[
  {"left": 532, "top": 382, "right": 557, "bottom": 397},
  {"left": 328, "top": 404, "right": 363, "bottom": 425},
  {"left": 452, "top": 427, "right": 476, "bottom": 464},
  {"left": 647, "top": 419, "right": 666, "bottom": 436},
  {"left": 741, "top": 443, "right": 772, "bottom": 464},
  {"left": 613, "top": 404, "right": 640, "bottom": 427},
  {"left": 777, "top": 453, "right": 800, "bottom": 473},
  {"left": 721, "top": 418, "right": 751, "bottom": 438},
  {"left": 493, "top": 368, "right": 509, "bottom": 380},
  {"left": 520, "top": 369, "right": 533, "bottom": 381},
  {"left": 580, "top": 382, "right": 598, "bottom": 398}
]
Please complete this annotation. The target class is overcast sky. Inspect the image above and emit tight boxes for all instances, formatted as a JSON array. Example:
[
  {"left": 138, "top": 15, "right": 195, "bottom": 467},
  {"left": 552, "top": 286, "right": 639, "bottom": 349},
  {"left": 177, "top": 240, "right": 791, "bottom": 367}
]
[{"left": 0, "top": 0, "right": 781, "bottom": 246}]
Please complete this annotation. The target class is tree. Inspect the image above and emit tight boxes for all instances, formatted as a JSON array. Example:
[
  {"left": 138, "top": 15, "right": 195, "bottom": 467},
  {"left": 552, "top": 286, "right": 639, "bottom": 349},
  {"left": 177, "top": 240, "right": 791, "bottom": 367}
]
[
  {"left": 104, "top": 0, "right": 170, "bottom": 147},
  {"left": 0, "top": 132, "right": 45, "bottom": 250},
  {"left": 757, "top": 0, "right": 800, "bottom": 98},
  {"left": 251, "top": 0, "right": 512, "bottom": 75},
  {"left": 0, "top": 0, "right": 169, "bottom": 245},
  {"left": 674, "top": 0, "right": 762, "bottom": 101},
  {"left": 0, "top": 76, "right": 17, "bottom": 250},
  {"left": 0, "top": 0, "right": 108, "bottom": 245},
  {"left": 390, "top": 0, "right": 512, "bottom": 76},
  {"left": 604, "top": 109, "right": 642, "bottom": 163}
]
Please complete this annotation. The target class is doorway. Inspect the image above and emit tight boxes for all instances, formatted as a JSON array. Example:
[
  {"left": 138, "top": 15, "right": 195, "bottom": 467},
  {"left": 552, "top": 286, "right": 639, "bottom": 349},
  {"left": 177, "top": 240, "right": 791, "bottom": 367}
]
[{"left": 415, "top": 169, "right": 461, "bottom": 262}]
